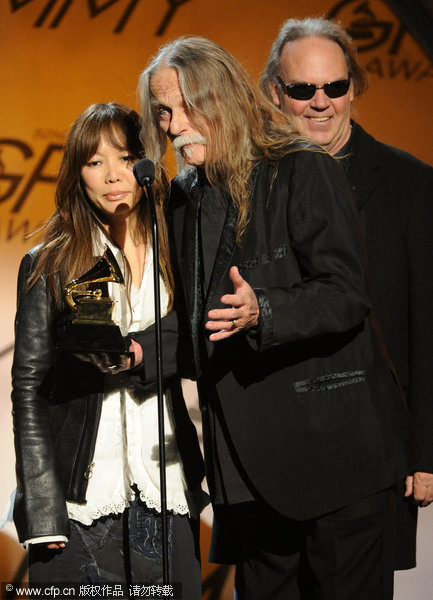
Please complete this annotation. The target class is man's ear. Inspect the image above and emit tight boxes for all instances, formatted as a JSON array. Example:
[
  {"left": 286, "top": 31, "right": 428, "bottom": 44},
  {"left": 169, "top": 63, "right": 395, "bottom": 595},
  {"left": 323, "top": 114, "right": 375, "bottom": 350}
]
[{"left": 268, "top": 80, "right": 281, "bottom": 107}]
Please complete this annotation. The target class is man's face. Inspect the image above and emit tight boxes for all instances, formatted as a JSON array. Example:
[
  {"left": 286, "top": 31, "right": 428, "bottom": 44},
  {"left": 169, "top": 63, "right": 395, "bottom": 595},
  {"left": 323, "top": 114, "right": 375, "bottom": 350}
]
[
  {"left": 150, "top": 66, "right": 208, "bottom": 166},
  {"left": 269, "top": 36, "right": 354, "bottom": 155}
]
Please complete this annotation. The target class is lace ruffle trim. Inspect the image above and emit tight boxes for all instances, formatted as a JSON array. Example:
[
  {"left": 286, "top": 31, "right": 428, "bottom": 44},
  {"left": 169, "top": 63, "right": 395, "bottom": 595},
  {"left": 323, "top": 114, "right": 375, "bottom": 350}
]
[{"left": 67, "top": 485, "right": 189, "bottom": 526}]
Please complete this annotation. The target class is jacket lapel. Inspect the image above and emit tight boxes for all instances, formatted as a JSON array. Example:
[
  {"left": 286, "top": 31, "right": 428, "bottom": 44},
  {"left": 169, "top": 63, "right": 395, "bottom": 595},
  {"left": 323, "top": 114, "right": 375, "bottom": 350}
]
[
  {"left": 204, "top": 200, "right": 238, "bottom": 315},
  {"left": 180, "top": 176, "right": 204, "bottom": 369},
  {"left": 348, "top": 121, "right": 383, "bottom": 211},
  {"left": 204, "top": 165, "right": 261, "bottom": 314}
]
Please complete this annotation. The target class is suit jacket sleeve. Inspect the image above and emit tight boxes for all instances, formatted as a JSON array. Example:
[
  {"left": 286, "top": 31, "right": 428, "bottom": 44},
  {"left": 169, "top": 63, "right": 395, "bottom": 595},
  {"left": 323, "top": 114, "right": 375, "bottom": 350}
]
[
  {"left": 255, "top": 150, "right": 371, "bottom": 351},
  {"left": 406, "top": 163, "right": 433, "bottom": 472},
  {"left": 129, "top": 310, "right": 179, "bottom": 394}
]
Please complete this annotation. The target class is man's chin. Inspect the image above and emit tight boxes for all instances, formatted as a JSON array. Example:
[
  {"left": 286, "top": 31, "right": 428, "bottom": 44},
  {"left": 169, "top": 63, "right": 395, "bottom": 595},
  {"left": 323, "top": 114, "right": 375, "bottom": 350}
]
[
  {"left": 303, "top": 127, "right": 332, "bottom": 145},
  {"left": 181, "top": 149, "right": 206, "bottom": 167}
]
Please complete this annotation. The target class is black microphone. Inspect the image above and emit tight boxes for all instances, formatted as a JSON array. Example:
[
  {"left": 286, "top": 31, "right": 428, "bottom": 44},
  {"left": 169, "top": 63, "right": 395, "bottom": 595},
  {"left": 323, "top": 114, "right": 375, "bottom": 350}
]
[
  {"left": 132, "top": 155, "right": 169, "bottom": 582},
  {"left": 133, "top": 158, "right": 155, "bottom": 188}
]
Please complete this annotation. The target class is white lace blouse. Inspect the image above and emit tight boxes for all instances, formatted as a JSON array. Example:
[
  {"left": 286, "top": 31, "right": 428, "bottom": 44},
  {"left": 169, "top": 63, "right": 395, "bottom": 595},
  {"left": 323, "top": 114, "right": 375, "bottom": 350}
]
[{"left": 66, "top": 240, "right": 189, "bottom": 525}]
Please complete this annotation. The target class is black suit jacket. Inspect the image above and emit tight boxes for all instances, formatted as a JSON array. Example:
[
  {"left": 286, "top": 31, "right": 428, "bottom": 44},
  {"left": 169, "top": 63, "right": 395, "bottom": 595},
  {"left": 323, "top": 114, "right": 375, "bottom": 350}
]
[
  {"left": 346, "top": 122, "right": 433, "bottom": 474},
  {"left": 170, "top": 148, "right": 414, "bottom": 521}
]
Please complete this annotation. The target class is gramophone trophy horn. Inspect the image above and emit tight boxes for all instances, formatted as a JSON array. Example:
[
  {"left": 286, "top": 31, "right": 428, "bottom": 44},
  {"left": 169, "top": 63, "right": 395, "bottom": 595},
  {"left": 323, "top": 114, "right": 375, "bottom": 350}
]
[
  {"left": 59, "top": 246, "right": 130, "bottom": 353},
  {"left": 65, "top": 246, "right": 124, "bottom": 322}
]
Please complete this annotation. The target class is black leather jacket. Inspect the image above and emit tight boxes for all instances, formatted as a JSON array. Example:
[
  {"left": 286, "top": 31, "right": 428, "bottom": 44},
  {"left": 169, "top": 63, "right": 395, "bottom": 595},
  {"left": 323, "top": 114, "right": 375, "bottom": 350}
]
[{"left": 11, "top": 248, "right": 204, "bottom": 543}]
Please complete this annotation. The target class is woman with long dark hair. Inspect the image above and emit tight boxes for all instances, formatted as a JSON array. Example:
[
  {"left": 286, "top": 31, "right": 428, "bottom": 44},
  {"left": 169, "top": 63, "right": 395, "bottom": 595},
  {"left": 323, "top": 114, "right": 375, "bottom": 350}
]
[{"left": 11, "top": 102, "right": 204, "bottom": 595}]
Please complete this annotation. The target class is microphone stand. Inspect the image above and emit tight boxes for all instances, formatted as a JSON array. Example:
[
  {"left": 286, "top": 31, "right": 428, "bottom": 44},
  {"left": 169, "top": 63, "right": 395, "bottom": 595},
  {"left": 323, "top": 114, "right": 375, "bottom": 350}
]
[{"left": 141, "top": 175, "right": 169, "bottom": 584}]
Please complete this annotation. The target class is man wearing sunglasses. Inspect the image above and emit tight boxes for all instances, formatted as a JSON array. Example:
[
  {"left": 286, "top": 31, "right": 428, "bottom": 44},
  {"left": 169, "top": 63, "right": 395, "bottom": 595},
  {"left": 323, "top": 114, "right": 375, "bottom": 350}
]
[
  {"left": 262, "top": 19, "right": 358, "bottom": 156},
  {"left": 262, "top": 14, "right": 433, "bottom": 589}
]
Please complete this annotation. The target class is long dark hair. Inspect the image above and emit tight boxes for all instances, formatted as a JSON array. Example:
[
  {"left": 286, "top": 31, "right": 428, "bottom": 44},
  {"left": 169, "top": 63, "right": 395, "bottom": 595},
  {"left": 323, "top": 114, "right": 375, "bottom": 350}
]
[{"left": 28, "top": 102, "right": 173, "bottom": 307}]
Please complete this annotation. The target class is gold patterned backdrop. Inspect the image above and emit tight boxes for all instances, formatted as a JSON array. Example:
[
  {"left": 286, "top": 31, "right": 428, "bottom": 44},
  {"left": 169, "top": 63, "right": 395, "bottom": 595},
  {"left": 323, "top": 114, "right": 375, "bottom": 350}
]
[{"left": 1, "top": 1, "right": 432, "bottom": 596}]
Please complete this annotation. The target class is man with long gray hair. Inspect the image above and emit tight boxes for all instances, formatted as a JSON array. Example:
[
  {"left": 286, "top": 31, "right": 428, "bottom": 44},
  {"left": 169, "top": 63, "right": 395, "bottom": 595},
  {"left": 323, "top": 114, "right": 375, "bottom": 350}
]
[
  {"left": 138, "top": 36, "right": 414, "bottom": 599},
  {"left": 261, "top": 16, "right": 433, "bottom": 577}
]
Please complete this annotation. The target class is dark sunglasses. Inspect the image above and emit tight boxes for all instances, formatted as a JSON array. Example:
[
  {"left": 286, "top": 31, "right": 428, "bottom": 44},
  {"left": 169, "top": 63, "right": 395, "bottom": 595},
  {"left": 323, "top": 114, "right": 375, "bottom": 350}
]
[{"left": 276, "top": 75, "right": 351, "bottom": 101}]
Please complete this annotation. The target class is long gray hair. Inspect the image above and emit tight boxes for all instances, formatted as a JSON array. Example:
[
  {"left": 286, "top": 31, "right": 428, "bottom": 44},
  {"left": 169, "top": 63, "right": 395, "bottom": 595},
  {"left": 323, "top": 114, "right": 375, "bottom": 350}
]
[{"left": 138, "top": 36, "right": 301, "bottom": 242}]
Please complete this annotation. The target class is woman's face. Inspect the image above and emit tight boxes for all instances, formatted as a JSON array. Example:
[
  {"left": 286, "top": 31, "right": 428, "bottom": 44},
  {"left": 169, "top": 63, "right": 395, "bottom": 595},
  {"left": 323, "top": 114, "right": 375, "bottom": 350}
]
[{"left": 81, "top": 133, "right": 140, "bottom": 224}]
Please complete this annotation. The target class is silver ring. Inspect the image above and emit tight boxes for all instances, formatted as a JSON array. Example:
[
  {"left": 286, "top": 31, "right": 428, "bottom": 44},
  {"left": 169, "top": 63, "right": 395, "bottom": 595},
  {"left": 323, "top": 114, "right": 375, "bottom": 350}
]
[{"left": 108, "top": 365, "right": 117, "bottom": 371}]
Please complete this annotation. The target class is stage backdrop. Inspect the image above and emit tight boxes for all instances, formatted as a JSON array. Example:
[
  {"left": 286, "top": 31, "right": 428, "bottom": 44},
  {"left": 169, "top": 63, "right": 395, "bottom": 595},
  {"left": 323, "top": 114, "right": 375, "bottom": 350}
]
[{"left": 1, "top": 0, "right": 433, "bottom": 597}]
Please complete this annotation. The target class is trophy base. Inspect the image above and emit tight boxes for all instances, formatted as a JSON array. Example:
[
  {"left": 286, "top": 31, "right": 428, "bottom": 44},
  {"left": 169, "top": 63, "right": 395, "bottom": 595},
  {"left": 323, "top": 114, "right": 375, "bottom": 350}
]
[{"left": 58, "top": 323, "right": 130, "bottom": 353}]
